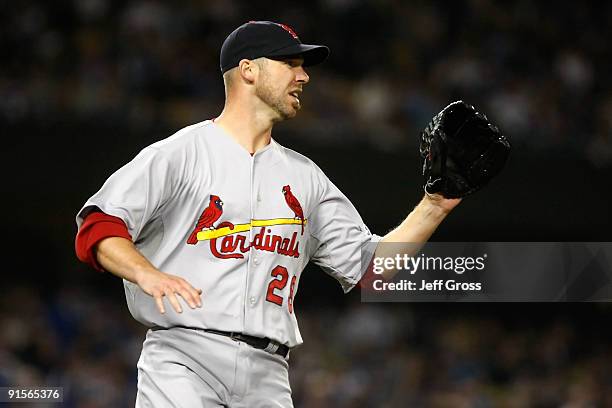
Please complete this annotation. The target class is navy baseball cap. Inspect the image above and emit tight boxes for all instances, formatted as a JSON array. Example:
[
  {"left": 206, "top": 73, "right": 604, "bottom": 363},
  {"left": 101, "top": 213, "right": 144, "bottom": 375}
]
[{"left": 220, "top": 21, "right": 330, "bottom": 73}]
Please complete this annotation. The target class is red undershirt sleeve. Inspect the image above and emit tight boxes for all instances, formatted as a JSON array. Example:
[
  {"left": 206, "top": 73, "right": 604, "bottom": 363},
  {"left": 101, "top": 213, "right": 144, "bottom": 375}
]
[{"left": 75, "top": 211, "right": 132, "bottom": 272}]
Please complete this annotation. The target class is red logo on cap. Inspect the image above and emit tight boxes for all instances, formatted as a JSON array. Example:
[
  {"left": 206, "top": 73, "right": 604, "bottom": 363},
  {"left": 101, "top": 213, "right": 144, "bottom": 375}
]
[{"left": 276, "top": 23, "right": 299, "bottom": 40}]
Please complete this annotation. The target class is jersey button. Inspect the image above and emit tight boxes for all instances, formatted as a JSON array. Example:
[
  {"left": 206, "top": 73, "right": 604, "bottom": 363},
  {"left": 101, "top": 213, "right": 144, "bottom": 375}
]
[
  {"left": 253, "top": 257, "right": 260, "bottom": 265},
  {"left": 249, "top": 296, "right": 257, "bottom": 306}
]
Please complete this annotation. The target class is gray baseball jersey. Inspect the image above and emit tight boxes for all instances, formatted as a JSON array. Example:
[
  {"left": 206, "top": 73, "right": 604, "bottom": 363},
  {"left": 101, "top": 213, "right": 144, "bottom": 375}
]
[{"left": 76, "top": 120, "right": 380, "bottom": 348}]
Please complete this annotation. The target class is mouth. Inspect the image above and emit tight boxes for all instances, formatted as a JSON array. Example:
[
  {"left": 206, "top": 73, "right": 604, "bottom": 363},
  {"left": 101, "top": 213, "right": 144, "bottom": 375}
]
[{"left": 289, "top": 91, "right": 301, "bottom": 104}]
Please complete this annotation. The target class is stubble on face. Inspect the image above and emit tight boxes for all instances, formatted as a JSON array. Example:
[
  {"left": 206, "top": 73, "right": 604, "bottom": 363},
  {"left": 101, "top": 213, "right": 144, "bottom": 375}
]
[{"left": 254, "top": 59, "right": 299, "bottom": 121}]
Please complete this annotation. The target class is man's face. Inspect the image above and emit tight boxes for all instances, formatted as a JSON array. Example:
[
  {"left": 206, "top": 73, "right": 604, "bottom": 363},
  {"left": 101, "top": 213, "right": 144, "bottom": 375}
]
[{"left": 255, "top": 56, "right": 309, "bottom": 121}]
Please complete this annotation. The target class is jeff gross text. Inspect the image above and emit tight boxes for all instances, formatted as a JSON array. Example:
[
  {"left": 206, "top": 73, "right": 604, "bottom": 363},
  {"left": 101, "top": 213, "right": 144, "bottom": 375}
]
[{"left": 369, "top": 254, "right": 486, "bottom": 292}]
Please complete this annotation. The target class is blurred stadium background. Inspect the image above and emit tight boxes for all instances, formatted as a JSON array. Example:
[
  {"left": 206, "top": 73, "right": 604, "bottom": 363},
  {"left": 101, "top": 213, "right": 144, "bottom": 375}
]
[{"left": 2, "top": 1, "right": 612, "bottom": 406}]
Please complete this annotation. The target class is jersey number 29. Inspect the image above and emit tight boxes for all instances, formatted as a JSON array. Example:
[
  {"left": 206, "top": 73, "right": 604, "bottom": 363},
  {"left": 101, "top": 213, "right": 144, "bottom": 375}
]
[{"left": 266, "top": 265, "right": 297, "bottom": 314}]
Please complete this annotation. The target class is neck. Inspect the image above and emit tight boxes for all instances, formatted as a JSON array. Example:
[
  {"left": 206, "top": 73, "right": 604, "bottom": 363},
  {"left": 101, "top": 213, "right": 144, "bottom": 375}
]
[{"left": 214, "top": 99, "right": 276, "bottom": 154}]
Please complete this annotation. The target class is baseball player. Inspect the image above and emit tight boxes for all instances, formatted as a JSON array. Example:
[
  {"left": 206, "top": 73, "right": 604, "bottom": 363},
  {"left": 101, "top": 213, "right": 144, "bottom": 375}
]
[{"left": 75, "top": 21, "right": 460, "bottom": 407}]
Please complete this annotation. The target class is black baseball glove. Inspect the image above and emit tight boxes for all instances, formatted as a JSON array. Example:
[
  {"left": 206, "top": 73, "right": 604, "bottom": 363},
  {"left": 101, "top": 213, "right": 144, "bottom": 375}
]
[{"left": 419, "top": 101, "right": 510, "bottom": 198}]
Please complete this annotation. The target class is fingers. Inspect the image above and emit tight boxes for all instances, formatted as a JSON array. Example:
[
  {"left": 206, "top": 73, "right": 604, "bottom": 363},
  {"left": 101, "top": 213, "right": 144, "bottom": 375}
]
[
  {"left": 149, "top": 276, "right": 203, "bottom": 314},
  {"left": 177, "top": 279, "right": 203, "bottom": 308},
  {"left": 166, "top": 291, "right": 183, "bottom": 314},
  {"left": 154, "top": 292, "right": 166, "bottom": 314}
]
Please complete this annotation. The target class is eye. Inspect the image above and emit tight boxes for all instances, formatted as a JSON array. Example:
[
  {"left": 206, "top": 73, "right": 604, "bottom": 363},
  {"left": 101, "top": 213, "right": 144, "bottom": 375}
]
[{"left": 286, "top": 59, "right": 301, "bottom": 67}]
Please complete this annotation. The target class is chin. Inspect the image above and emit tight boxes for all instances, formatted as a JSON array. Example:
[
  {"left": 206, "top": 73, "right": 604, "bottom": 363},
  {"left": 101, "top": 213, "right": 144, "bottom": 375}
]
[
  {"left": 279, "top": 111, "right": 297, "bottom": 121},
  {"left": 276, "top": 105, "right": 299, "bottom": 120}
]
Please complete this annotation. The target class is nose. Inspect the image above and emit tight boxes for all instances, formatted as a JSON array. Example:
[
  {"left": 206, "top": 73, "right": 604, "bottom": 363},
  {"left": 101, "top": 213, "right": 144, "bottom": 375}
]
[{"left": 295, "top": 66, "right": 309, "bottom": 84}]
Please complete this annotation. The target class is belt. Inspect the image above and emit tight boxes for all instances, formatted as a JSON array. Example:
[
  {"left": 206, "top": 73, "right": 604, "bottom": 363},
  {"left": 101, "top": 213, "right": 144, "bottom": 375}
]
[{"left": 204, "top": 329, "right": 289, "bottom": 358}]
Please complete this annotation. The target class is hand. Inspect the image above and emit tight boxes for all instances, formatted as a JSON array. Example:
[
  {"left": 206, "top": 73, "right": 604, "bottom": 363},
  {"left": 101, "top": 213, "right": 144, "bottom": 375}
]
[
  {"left": 135, "top": 268, "right": 203, "bottom": 314},
  {"left": 422, "top": 192, "right": 462, "bottom": 214}
]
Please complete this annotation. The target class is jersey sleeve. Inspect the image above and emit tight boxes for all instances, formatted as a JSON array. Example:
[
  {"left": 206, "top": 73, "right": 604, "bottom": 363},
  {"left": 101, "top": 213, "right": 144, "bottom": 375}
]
[
  {"left": 308, "top": 165, "right": 382, "bottom": 293},
  {"left": 75, "top": 211, "right": 132, "bottom": 271},
  {"left": 75, "top": 147, "right": 174, "bottom": 241}
]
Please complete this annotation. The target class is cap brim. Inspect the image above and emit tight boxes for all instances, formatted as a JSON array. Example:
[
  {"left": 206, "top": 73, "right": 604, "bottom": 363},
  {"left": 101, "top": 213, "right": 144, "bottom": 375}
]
[{"left": 267, "top": 44, "right": 330, "bottom": 67}]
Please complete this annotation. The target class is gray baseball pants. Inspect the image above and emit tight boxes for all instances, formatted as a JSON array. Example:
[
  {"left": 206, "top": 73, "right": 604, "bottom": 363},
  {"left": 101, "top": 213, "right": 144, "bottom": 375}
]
[{"left": 135, "top": 327, "right": 293, "bottom": 407}]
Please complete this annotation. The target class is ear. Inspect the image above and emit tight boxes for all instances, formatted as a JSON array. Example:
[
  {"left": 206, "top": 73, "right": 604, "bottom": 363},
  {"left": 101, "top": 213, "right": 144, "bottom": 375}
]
[{"left": 238, "top": 59, "right": 257, "bottom": 83}]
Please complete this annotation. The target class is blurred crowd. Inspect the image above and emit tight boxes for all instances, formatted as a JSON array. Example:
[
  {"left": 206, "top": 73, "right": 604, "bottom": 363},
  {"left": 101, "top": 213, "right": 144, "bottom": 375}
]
[
  {"left": 2, "top": 1, "right": 612, "bottom": 166},
  {"left": 0, "top": 287, "right": 142, "bottom": 407},
  {"left": 1, "top": 286, "right": 611, "bottom": 407}
]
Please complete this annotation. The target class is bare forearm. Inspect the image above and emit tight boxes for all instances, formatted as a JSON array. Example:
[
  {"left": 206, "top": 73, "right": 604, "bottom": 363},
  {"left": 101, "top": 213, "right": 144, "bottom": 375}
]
[
  {"left": 376, "top": 194, "right": 459, "bottom": 279},
  {"left": 382, "top": 195, "right": 451, "bottom": 244},
  {"left": 95, "top": 236, "right": 202, "bottom": 314},
  {"left": 95, "top": 236, "right": 157, "bottom": 285}
]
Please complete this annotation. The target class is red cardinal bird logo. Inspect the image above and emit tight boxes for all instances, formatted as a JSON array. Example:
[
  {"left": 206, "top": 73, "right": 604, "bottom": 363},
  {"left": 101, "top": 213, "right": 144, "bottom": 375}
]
[
  {"left": 186, "top": 195, "right": 223, "bottom": 245},
  {"left": 282, "top": 185, "right": 305, "bottom": 235}
]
